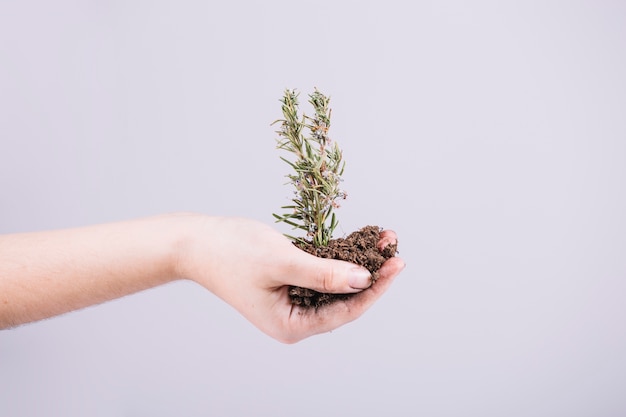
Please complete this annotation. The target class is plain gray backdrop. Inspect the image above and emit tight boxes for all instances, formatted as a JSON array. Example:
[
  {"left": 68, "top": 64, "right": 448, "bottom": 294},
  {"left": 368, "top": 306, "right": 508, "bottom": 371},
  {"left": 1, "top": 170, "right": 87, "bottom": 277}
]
[{"left": 1, "top": 1, "right": 625, "bottom": 416}]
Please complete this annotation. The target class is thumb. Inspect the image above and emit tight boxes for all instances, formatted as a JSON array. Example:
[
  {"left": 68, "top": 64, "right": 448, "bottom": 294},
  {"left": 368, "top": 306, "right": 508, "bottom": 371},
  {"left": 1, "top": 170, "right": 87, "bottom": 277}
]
[{"left": 288, "top": 253, "right": 373, "bottom": 294}]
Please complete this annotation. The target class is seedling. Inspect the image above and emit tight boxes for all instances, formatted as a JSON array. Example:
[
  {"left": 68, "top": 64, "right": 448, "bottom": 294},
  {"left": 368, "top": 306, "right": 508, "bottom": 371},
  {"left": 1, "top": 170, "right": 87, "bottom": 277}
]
[{"left": 272, "top": 88, "right": 347, "bottom": 247}]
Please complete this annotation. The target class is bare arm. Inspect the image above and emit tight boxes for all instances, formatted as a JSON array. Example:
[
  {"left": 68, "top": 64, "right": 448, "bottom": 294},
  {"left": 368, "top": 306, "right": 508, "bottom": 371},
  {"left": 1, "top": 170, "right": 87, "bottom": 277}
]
[
  {"left": 0, "top": 214, "right": 184, "bottom": 328},
  {"left": 0, "top": 213, "right": 405, "bottom": 342}
]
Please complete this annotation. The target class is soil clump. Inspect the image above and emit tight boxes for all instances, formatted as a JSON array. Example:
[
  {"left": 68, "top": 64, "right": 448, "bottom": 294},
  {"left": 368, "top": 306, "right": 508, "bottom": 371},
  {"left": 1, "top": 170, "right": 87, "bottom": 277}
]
[{"left": 288, "top": 225, "right": 397, "bottom": 308}]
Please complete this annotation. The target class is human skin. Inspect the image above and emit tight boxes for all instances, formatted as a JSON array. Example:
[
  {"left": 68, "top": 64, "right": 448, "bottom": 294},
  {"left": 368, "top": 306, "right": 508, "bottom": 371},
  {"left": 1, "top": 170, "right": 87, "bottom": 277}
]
[{"left": 0, "top": 213, "right": 405, "bottom": 343}]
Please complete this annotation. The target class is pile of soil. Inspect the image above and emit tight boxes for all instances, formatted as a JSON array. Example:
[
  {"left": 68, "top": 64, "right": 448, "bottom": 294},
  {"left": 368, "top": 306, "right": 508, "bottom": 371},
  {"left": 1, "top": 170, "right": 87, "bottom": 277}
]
[{"left": 289, "top": 225, "right": 398, "bottom": 308}]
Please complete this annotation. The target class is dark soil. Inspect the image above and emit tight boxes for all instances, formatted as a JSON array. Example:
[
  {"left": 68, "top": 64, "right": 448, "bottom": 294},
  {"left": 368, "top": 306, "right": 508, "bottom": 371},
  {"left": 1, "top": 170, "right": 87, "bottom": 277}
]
[{"left": 289, "top": 225, "right": 398, "bottom": 308}]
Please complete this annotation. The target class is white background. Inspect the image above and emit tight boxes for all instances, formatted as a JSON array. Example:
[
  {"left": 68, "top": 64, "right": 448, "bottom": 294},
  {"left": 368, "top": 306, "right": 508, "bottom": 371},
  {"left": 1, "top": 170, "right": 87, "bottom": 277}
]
[{"left": 1, "top": 1, "right": 625, "bottom": 416}]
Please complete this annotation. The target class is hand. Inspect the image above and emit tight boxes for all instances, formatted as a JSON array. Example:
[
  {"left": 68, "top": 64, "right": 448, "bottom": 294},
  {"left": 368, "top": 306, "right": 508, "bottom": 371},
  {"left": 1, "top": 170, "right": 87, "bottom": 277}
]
[{"left": 177, "top": 216, "right": 405, "bottom": 343}]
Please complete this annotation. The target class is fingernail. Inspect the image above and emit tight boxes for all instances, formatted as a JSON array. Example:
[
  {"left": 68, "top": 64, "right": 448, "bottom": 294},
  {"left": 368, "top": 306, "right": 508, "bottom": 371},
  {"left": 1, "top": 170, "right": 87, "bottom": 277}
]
[{"left": 349, "top": 267, "right": 372, "bottom": 289}]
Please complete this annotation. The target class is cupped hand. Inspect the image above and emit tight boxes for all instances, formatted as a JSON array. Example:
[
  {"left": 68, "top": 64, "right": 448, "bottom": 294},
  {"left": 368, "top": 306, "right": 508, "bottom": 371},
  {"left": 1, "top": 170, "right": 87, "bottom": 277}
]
[{"left": 177, "top": 216, "right": 405, "bottom": 343}]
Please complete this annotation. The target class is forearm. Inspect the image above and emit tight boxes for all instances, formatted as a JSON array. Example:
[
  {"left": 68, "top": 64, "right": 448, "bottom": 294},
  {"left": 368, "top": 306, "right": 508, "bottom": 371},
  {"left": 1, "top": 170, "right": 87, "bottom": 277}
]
[{"left": 0, "top": 213, "right": 190, "bottom": 329}]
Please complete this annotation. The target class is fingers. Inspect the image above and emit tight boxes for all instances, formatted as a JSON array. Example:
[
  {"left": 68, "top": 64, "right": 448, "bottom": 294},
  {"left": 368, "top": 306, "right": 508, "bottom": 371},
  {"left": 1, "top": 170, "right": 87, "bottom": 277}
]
[
  {"left": 377, "top": 229, "right": 398, "bottom": 251},
  {"left": 338, "top": 256, "right": 405, "bottom": 315},
  {"left": 275, "top": 229, "right": 404, "bottom": 342},
  {"left": 287, "top": 256, "right": 406, "bottom": 342}
]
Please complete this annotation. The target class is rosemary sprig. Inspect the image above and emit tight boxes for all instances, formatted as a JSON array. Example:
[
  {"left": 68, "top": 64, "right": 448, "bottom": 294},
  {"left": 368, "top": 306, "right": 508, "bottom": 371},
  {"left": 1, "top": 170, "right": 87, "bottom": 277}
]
[{"left": 272, "top": 88, "right": 346, "bottom": 247}]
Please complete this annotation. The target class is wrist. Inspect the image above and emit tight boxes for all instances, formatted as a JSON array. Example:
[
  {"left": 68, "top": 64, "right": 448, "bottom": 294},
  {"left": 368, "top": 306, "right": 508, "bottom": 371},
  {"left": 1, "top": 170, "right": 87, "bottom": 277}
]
[{"left": 165, "top": 212, "right": 218, "bottom": 284}]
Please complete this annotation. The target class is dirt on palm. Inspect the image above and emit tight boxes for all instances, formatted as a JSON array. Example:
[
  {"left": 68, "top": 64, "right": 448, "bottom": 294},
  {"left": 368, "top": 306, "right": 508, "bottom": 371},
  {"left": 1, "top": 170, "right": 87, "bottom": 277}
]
[{"left": 288, "top": 225, "right": 398, "bottom": 308}]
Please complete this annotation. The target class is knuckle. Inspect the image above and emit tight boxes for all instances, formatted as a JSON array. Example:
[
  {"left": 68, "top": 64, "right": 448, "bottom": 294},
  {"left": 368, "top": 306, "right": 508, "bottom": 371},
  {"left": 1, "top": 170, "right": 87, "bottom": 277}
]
[{"left": 317, "top": 267, "right": 336, "bottom": 293}]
